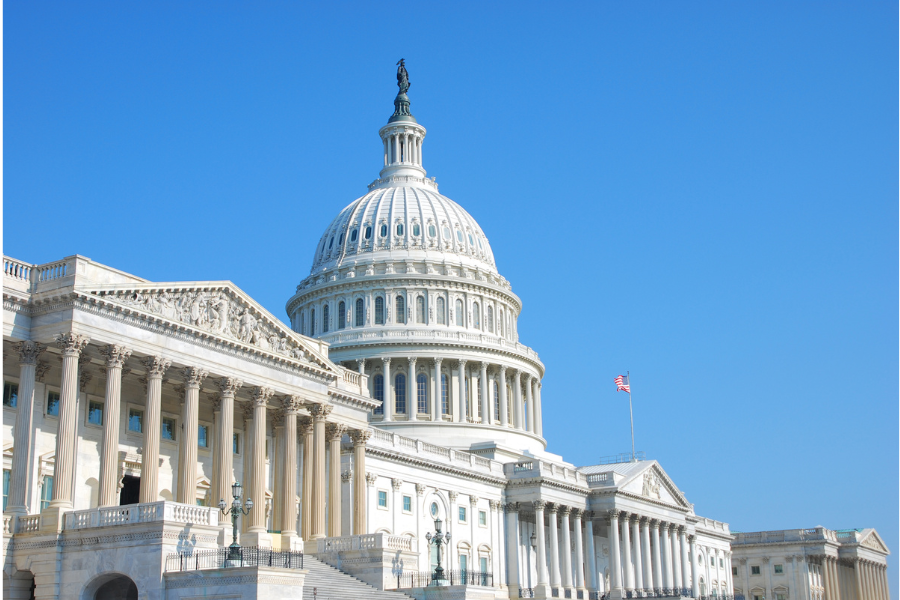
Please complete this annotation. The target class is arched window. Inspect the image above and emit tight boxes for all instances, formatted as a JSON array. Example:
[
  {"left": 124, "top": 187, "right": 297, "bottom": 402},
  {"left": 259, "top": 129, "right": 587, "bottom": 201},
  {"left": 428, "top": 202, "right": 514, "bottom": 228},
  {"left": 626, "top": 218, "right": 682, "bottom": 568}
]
[
  {"left": 395, "top": 295, "right": 406, "bottom": 324},
  {"left": 487, "top": 306, "right": 493, "bottom": 333},
  {"left": 437, "top": 297, "right": 446, "bottom": 325},
  {"left": 350, "top": 228, "right": 358, "bottom": 243},
  {"left": 373, "top": 375, "right": 384, "bottom": 414},
  {"left": 417, "top": 373, "right": 427, "bottom": 413},
  {"left": 355, "top": 298, "right": 365, "bottom": 327},
  {"left": 493, "top": 381, "right": 499, "bottom": 422},
  {"left": 380, "top": 224, "right": 388, "bottom": 237},
  {"left": 473, "top": 303, "right": 480, "bottom": 329},
  {"left": 322, "top": 304, "right": 330, "bottom": 333},
  {"left": 365, "top": 226, "right": 372, "bottom": 240},
  {"left": 412, "top": 223, "right": 421, "bottom": 236},
  {"left": 456, "top": 299, "right": 464, "bottom": 326},
  {"left": 394, "top": 373, "right": 407, "bottom": 414},
  {"left": 428, "top": 224, "right": 436, "bottom": 237},
  {"left": 310, "top": 308, "right": 316, "bottom": 336},
  {"left": 299, "top": 310, "right": 306, "bottom": 336},
  {"left": 337, "top": 301, "right": 346, "bottom": 330},
  {"left": 375, "top": 297, "right": 385, "bottom": 325},
  {"left": 441, "top": 374, "right": 449, "bottom": 415},
  {"left": 396, "top": 222, "right": 404, "bottom": 236},
  {"left": 416, "top": 296, "right": 426, "bottom": 324}
]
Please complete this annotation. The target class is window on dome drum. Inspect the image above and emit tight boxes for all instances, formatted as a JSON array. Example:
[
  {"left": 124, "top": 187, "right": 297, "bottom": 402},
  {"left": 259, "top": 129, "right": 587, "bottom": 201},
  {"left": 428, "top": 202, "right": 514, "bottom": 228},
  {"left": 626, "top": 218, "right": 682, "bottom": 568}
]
[
  {"left": 350, "top": 228, "right": 358, "bottom": 243},
  {"left": 456, "top": 299, "right": 464, "bottom": 326},
  {"left": 310, "top": 308, "right": 316, "bottom": 335},
  {"left": 416, "top": 296, "right": 425, "bottom": 324},
  {"left": 441, "top": 374, "right": 449, "bottom": 414},
  {"left": 299, "top": 311, "right": 305, "bottom": 336},
  {"left": 322, "top": 305, "right": 330, "bottom": 333},
  {"left": 338, "top": 232, "right": 344, "bottom": 245},
  {"left": 412, "top": 223, "right": 420, "bottom": 236},
  {"left": 375, "top": 297, "right": 384, "bottom": 324},
  {"left": 473, "top": 303, "right": 480, "bottom": 329},
  {"left": 380, "top": 224, "right": 388, "bottom": 237},
  {"left": 493, "top": 382, "right": 499, "bottom": 421},
  {"left": 355, "top": 298, "right": 364, "bottom": 326},
  {"left": 373, "top": 374, "right": 384, "bottom": 414},
  {"left": 395, "top": 296, "right": 406, "bottom": 324},
  {"left": 487, "top": 306, "right": 493, "bottom": 333},
  {"left": 365, "top": 226, "right": 372, "bottom": 240},
  {"left": 396, "top": 222, "right": 404, "bottom": 236},
  {"left": 338, "top": 301, "right": 346, "bottom": 330},
  {"left": 417, "top": 373, "right": 427, "bottom": 413},
  {"left": 394, "top": 373, "right": 407, "bottom": 414},
  {"left": 428, "top": 224, "right": 436, "bottom": 237},
  {"left": 443, "top": 226, "right": 451, "bottom": 238},
  {"left": 436, "top": 297, "right": 446, "bottom": 325}
]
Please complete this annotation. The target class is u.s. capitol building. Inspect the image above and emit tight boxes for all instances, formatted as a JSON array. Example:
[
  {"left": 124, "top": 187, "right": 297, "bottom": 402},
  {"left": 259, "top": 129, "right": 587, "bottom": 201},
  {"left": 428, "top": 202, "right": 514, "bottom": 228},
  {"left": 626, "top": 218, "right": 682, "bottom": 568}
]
[{"left": 2, "top": 65, "right": 889, "bottom": 600}]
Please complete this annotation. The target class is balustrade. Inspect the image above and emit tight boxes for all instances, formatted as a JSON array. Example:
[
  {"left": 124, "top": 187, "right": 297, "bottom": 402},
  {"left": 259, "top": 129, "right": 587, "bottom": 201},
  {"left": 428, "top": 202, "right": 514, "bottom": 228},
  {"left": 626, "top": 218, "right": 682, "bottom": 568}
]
[{"left": 63, "top": 501, "right": 219, "bottom": 530}]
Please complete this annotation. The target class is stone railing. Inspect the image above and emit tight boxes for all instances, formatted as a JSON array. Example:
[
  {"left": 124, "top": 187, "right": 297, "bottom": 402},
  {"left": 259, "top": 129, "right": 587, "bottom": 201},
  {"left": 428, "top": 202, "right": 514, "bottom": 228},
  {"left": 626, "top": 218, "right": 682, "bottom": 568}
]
[
  {"left": 16, "top": 515, "right": 41, "bottom": 533},
  {"left": 732, "top": 527, "right": 826, "bottom": 545},
  {"left": 64, "top": 501, "right": 219, "bottom": 531},
  {"left": 586, "top": 473, "right": 611, "bottom": 485},
  {"left": 3, "top": 514, "right": 13, "bottom": 535},
  {"left": 504, "top": 459, "right": 587, "bottom": 487},
  {"left": 366, "top": 429, "right": 505, "bottom": 477},
  {"left": 336, "top": 366, "right": 369, "bottom": 396},
  {"left": 316, "top": 532, "right": 417, "bottom": 554}
]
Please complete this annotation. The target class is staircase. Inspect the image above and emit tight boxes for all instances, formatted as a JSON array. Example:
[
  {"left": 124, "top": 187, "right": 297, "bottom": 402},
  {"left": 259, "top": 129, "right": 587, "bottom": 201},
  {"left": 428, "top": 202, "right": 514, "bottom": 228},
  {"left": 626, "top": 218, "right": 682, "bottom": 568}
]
[{"left": 301, "top": 555, "right": 416, "bottom": 600}]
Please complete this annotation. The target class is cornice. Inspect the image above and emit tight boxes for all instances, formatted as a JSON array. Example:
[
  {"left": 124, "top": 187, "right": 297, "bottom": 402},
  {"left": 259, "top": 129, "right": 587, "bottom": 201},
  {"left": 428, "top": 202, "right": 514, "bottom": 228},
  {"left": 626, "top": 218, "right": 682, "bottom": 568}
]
[
  {"left": 366, "top": 445, "right": 507, "bottom": 486},
  {"left": 327, "top": 389, "right": 380, "bottom": 411},
  {"left": 504, "top": 476, "right": 590, "bottom": 497}
]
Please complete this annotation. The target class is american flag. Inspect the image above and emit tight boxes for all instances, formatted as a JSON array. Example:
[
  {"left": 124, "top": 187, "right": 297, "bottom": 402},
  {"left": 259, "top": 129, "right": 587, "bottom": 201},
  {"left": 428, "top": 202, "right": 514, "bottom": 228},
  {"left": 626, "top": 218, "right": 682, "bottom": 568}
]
[{"left": 615, "top": 375, "right": 630, "bottom": 393}]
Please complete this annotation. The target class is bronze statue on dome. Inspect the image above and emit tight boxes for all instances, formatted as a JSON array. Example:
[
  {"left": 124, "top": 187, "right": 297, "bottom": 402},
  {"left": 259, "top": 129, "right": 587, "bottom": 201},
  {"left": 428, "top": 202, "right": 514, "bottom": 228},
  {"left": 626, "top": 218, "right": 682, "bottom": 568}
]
[{"left": 396, "top": 59, "right": 410, "bottom": 94}]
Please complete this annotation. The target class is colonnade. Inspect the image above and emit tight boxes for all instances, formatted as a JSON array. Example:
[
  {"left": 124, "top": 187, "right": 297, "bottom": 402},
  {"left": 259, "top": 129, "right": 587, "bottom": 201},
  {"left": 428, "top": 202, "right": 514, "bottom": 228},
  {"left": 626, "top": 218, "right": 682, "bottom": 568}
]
[
  {"left": 361, "top": 357, "right": 542, "bottom": 435},
  {"left": 6, "top": 333, "right": 373, "bottom": 544},
  {"left": 383, "top": 129, "right": 423, "bottom": 167},
  {"left": 814, "top": 555, "right": 890, "bottom": 600}
]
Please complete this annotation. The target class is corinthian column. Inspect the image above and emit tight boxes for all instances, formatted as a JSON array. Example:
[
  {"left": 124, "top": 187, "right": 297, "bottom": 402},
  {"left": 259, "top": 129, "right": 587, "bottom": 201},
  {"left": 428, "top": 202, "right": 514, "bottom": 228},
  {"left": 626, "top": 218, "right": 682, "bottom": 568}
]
[
  {"left": 432, "top": 358, "right": 442, "bottom": 421},
  {"left": 631, "top": 516, "right": 644, "bottom": 593},
  {"left": 348, "top": 429, "right": 371, "bottom": 534},
  {"left": 671, "top": 525, "right": 683, "bottom": 591},
  {"left": 498, "top": 366, "right": 509, "bottom": 427},
  {"left": 525, "top": 374, "right": 535, "bottom": 433},
  {"left": 660, "top": 522, "right": 672, "bottom": 590},
  {"left": 280, "top": 396, "right": 302, "bottom": 542},
  {"left": 140, "top": 356, "right": 170, "bottom": 504},
  {"left": 573, "top": 508, "right": 586, "bottom": 591},
  {"left": 479, "top": 361, "right": 489, "bottom": 424},
  {"left": 382, "top": 358, "right": 393, "bottom": 422},
  {"left": 327, "top": 422, "right": 347, "bottom": 537},
  {"left": 176, "top": 366, "right": 207, "bottom": 504},
  {"left": 213, "top": 377, "right": 242, "bottom": 507},
  {"left": 457, "top": 359, "right": 467, "bottom": 422},
  {"left": 585, "top": 512, "right": 598, "bottom": 591},
  {"left": 299, "top": 417, "right": 314, "bottom": 540},
  {"left": 548, "top": 504, "right": 562, "bottom": 589},
  {"left": 309, "top": 403, "right": 333, "bottom": 539},
  {"left": 690, "top": 535, "right": 700, "bottom": 598},
  {"left": 621, "top": 511, "right": 635, "bottom": 592},
  {"left": 679, "top": 527, "right": 691, "bottom": 594},
  {"left": 641, "top": 517, "right": 654, "bottom": 592},
  {"left": 513, "top": 370, "right": 523, "bottom": 429},
  {"left": 608, "top": 510, "right": 624, "bottom": 595},
  {"left": 560, "top": 506, "right": 573, "bottom": 590},
  {"left": 535, "top": 381, "right": 543, "bottom": 436},
  {"left": 7, "top": 341, "right": 46, "bottom": 515},
  {"left": 651, "top": 520, "right": 664, "bottom": 592},
  {"left": 533, "top": 501, "right": 550, "bottom": 592},
  {"left": 245, "top": 387, "right": 272, "bottom": 543}
]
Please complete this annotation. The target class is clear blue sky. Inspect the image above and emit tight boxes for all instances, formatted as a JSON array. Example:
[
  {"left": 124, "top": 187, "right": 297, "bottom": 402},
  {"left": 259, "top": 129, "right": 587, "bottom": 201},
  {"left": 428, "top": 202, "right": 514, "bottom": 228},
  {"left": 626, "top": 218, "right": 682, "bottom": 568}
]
[{"left": 5, "top": 1, "right": 897, "bottom": 594}]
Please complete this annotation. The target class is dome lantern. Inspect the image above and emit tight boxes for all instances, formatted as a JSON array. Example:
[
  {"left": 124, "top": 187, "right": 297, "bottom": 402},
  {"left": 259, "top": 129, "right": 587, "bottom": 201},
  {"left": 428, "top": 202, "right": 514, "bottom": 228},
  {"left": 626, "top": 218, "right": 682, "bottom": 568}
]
[{"left": 376, "top": 60, "right": 428, "bottom": 183}]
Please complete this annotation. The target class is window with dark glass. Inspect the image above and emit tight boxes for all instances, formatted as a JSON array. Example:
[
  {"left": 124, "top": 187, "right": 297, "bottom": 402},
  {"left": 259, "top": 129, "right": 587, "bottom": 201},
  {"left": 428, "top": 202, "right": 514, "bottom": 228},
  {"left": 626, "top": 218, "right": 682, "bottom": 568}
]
[
  {"left": 751, "top": 566, "right": 761, "bottom": 575},
  {"left": 40, "top": 476, "right": 53, "bottom": 511},
  {"left": 403, "top": 495, "right": 412, "bottom": 512},
  {"left": 338, "top": 301, "right": 346, "bottom": 330},
  {"left": 2, "top": 469, "right": 9, "bottom": 511},
  {"left": 396, "top": 223, "right": 404, "bottom": 236},
  {"left": 374, "top": 374, "right": 384, "bottom": 414},
  {"left": 395, "top": 296, "right": 406, "bottom": 324},
  {"left": 441, "top": 374, "right": 449, "bottom": 414},
  {"left": 428, "top": 224, "right": 436, "bottom": 237},
  {"left": 416, "top": 296, "right": 425, "bottom": 324},
  {"left": 128, "top": 408, "right": 143, "bottom": 433},
  {"left": 162, "top": 417, "right": 177, "bottom": 441},
  {"left": 338, "top": 232, "right": 344, "bottom": 245},
  {"left": 233, "top": 433, "right": 241, "bottom": 455},
  {"left": 323, "top": 304, "right": 330, "bottom": 333},
  {"left": 198, "top": 425, "right": 209, "bottom": 448},
  {"left": 365, "top": 226, "right": 372, "bottom": 240},
  {"left": 310, "top": 308, "right": 316, "bottom": 336},
  {"left": 412, "top": 223, "right": 420, "bottom": 236},
  {"left": 394, "top": 373, "right": 407, "bottom": 414},
  {"left": 417, "top": 373, "right": 427, "bottom": 413},
  {"left": 46, "top": 391, "right": 61, "bottom": 417},
  {"left": 380, "top": 224, "right": 388, "bottom": 237},
  {"left": 350, "top": 228, "right": 358, "bottom": 242},
  {"left": 328, "top": 236, "right": 334, "bottom": 249},
  {"left": 375, "top": 297, "right": 385, "bottom": 325},
  {"left": 88, "top": 401, "right": 104, "bottom": 426},
  {"left": 3, "top": 383, "right": 18, "bottom": 408}
]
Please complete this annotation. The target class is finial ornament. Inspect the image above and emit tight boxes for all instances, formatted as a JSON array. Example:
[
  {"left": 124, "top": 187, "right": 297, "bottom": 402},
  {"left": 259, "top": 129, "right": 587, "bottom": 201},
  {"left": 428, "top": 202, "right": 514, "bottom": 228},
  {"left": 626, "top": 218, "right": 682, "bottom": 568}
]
[{"left": 390, "top": 59, "right": 414, "bottom": 122}]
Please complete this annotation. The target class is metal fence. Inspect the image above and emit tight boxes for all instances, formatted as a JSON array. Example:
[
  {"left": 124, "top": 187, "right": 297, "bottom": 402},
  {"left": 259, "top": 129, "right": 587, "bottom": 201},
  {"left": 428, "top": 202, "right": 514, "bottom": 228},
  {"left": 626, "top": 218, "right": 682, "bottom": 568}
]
[
  {"left": 393, "top": 569, "right": 493, "bottom": 588},
  {"left": 165, "top": 546, "right": 304, "bottom": 572}
]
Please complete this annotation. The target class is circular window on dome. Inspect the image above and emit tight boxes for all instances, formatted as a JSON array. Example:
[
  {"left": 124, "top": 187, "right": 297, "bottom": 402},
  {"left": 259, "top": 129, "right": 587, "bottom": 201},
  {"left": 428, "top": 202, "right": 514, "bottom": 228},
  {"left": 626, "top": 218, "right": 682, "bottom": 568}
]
[
  {"left": 428, "top": 224, "right": 436, "bottom": 238},
  {"left": 396, "top": 223, "right": 405, "bottom": 236},
  {"left": 380, "top": 224, "right": 388, "bottom": 238},
  {"left": 430, "top": 502, "right": 438, "bottom": 517},
  {"left": 365, "top": 226, "right": 372, "bottom": 240},
  {"left": 350, "top": 229, "right": 358, "bottom": 243},
  {"left": 468, "top": 233, "right": 474, "bottom": 246},
  {"left": 412, "top": 223, "right": 421, "bottom": 237},
  {"left": 456, "top": 230, "right": 463, "bottom": 243},
  {"left": 443, "top": 226, "right": 451, "bottom": 238}
]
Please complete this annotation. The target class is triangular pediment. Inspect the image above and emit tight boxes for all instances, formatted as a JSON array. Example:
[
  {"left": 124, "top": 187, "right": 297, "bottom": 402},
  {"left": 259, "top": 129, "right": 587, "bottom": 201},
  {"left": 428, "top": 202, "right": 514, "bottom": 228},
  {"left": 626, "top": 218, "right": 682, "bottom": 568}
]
[
  {"left": 618, "top": 462, "right": 691, "bottom": 509},
  {"left": 859, "top": 529, "right": 890, "bottom": 554},
  {"left": 81, "top": 281, "right": 336, "bottom": 374}
]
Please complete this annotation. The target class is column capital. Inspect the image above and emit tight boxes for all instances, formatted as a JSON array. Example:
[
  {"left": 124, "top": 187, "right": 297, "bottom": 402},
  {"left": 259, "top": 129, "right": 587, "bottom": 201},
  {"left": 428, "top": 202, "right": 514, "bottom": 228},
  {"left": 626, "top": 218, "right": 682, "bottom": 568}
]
[
  {"left": 216, "top": 376, "right": 243, "bottom": 396},
  {"left": 433, "top": 357, "right": 443, "bottom": 367},
  {"left": 448, "top": 491, "right": 458, "bottom": 502},
  {"left": 457, "top": 358, "right": 467, "bottom": 369},
  {"left": 489, "top": 499, "right": 501, "bottom": 511},
  {"left": 365, "top": 472, "right": 377, "bottom": 486},
  {"left": 79, "top": 369, "right": 93, "bottom": 393},
  {"left": 607, "top": 508, "right": 620, "bottom": 520},
  {"left": 415, "top": 483, "right": 427, "bottom": 496},
  {"left": 649, "top": 518, "right": 661, "bottom": 530},
  {"left": 479, "top": 361, "right": 489, "bottom": 371},
  {"left": 98, "top": 345, "right": 130, "bottom": 370},
  {"left": 309, "top": 402, "right": 334, "bottom": 421},
  {"left": 357, "top": 359, "right": 366, "bottom": 372},
  {"left": 391, "top": 478, "right": 403, "bottom": 491},
  {"left": 583, "top": 510, "right": 594, "bottom": 522},
  {"left": 382, "top": 356, "right": 392, "bottom": 366},
  {"left": 739, "top": 558, "right": 747, "bottom": 565},
  {"left": 298, "top": 416, "right": 314, "bottom": 435},
  {"left": 56, "top": 333, "right": 90, "bottom": 356},
  {"left": 281, "top": 395, "right": 304, "bottom": 414},
  {"left": 271, "top": 411, "right": 285, "bottom": 428},
  {"left": 558, "top": 505, "right": 571, "bottom": 517},
  {"left": 15, "top": 341, "right": 46, "bottom": 365},
  {"left": 327, "top": 422, "right": 348, "bottom": 441},
  {"left": 548, "top": 503, "right": 559, "bottom": 514},
  {"left": 181, "top": 366, "right": 208, "bottom": 387},
  {"left": 688, "top": 534, "right": 696, "bottom": 544},
  {"left": 341, "top": 470, "right": 352, "bottom": 483},
  {"left": 504, "top": 502, "right": 519, "bottom": 513},
  {"left": 143, "top": 356, "right": 171, "bottom": 378},
  {"left": 349, "top": 428, "right": 372, "bottom": 446},
  {"left": 570, "top": 507, "right": 583, "bottom": 519},
  {"left": 469, "top": 495, "right": 479, "bottom": 506},
  {"left": 532, "top": 499, "right": 546, "bottom": 511},
  {"left": 249, "top": 386, "right": 274, "bottom": 407}
]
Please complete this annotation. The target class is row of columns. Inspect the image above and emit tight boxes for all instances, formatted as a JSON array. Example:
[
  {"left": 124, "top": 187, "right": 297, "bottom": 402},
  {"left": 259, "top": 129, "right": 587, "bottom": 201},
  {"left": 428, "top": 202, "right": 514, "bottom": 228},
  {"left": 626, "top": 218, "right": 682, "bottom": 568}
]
[
  {"left": 361, "top": 357, "right": 542, "bottom": 436},
  {"left": 5, "top": 334, "right": 374, "bottom": 544},
  {"left": 383, "top": 130, "right": 422, "bottom": 166},
  {"left": 817, "top": 555, "right": 890, "bottom": 600}
]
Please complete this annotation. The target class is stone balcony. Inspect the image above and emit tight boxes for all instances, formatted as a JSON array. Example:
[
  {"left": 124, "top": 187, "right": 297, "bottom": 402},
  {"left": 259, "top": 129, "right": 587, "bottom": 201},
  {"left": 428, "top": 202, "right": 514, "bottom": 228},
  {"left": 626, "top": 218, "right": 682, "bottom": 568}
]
[{"left": 731, "top": 527, "right": 832, "bottom": 545}]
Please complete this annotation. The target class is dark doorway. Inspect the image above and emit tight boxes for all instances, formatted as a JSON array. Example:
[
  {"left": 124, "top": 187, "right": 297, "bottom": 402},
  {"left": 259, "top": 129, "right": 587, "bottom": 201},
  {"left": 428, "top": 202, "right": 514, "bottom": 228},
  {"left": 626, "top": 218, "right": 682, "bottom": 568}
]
[
  {"left": 120, "top": 475, "right": 140, "bottom": 506},
  {"left": 94, "top": 576, "right": 138, "bottom": 600}
]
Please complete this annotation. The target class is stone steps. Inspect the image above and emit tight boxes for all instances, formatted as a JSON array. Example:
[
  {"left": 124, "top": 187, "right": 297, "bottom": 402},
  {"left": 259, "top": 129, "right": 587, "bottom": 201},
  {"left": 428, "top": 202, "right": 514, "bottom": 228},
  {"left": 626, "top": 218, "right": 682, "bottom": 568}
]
[{"left": 301, "top": 555, "right": 416, "bottom": 600}]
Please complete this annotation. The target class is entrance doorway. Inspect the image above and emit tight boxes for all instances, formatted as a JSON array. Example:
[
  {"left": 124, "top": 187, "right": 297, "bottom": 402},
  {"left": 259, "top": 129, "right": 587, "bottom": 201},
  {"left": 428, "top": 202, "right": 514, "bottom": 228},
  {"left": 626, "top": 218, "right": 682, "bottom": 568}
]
[{"left": 120, "top": 476, "right": 140, "bottom": 506}]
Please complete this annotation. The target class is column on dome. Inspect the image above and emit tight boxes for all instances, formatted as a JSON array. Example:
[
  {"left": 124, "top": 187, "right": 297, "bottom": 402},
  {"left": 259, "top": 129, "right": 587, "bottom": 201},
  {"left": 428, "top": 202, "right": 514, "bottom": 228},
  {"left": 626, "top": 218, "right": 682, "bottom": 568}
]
[
  {"left": 309, "top": 403, "right": 333, "bottom": 539},
  {"left": 382, "top": 358, "right": 393, "bottom": 422},
  {"left": 513, "top": 370, "right": 523, "bottom": 430},
  {"left": 641, "top": 517, "right": 655, "bottom": 592},
  {"left": 457, "top": 360, "right": 467, "bottom": 422},
  {"left": 608, "top": 510, "right": 624, "bottom": 595},
  {"left": 651, "top": 520, "right": 664, "bottom": 592},
  {"left": 535, "top": 381, "right": 543, "bottom": 436},
  {"left": 431, "top": 358, "right": 442, "bottom": 421},
  {"left": 505, "top": 503, "right": 521, "bottom": 596},
  {"left": 407, "top": 357, "right": 416, "bottom": 418},
  {"left": 525, "top": 374, "right": 535, "bottom": 433},
  {"left": 560, "top": 507, "right": 573, "bottom": 591},
  {"left": 349, "top": 429, "right": 371, "bottom": 534},
  {"left": 327, "top": 422, "right": 347, "bottom": 537},
  {"left": 573, "top": 509, "right": 586, "bottom": 592},
  {"left": 392, "top": 133, "right": 399, "bottom": 165},
  {"left": 300, "top": 417, "right": 314, "bottom": 540},
  {"left": 621, "top": 511, "right": 635, "bottom": 592},
  {"left": 177, "top": 367, "right": 208, "bottom": 505},
  {"left": 533, "top": 501, "right": 550, "bottom": 591},
  {"left": 7, "top": 341, "right": 46, "bottom": 515},
  {"left": 498, "top": 365, "right": 509, "bottom": 427},
  {"left": 280, "top": 396, "right": 302, "bottom": 540},
  {"left": 383, "top": 138, "right": 388, "bottom": 166},
  {"left": 140, "top": 356, "right": 171, "bottom": 504},
  {"left": 479, "top": 362, "right": 489, "bottom": 424},
  {"left": 631, "top": 516, "right": 644, "bottom": 593},
  {"left": 548, "top": 504, "right": 562, "bottom": 589}
]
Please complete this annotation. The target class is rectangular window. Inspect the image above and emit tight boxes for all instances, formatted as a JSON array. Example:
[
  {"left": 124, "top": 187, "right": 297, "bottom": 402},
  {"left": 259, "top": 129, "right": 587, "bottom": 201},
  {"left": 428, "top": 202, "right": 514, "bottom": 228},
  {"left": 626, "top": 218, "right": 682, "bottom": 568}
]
[
  {"left": 710, "top": 556, "right": 715, "bottom": 566},
  {"left": 40, "top": 476, "right": 54, "bottom": 510},
  {"left": 459, "top": 554, "right": 467, "bottom": 574},
  {"left": 46, "top": 391, "right": 61, "bottom": 417},
  {"left": 198, "top": 425, "right": 209, "bottom": 448},
  {"left": 720, "top": 558, "right": 725, "bottom": 568},
  {"left": 378, "top": 490, "right": 388, "bottom": 508},
  {"left": 776, "top": 594, "right": 786, "bottom": 600},
  {"left": 480, "top": 556, "right": 488, "bottom": 576},
  {"left": 479, "top": 510, "right": 487, "bottom": 526},
  {"left": 3, "top": 383, "right": 18, "bottom": 408},
  {"left": 233, "top": 433, "right": 240, "bottom": 455},
  {"left": 774, "top": 564, "right": 783, "bottom": 574},
  {"left": 161, "top": 417, "right": 176, "bottom": 441},
  {"left": 2, "top": 469, "right": 10, "bottom": 511},
  {"left": 732, "top": 566, "right": 738, "bottom": 576},
  {"left": 403, "top": 495, "right": 412, "bottom": 512},
  {"left": 87, "top": 401, "right": 104, "bottom": 426},
  {"left": 459, "top": 506, "right": 467, "bottom": 522},
  {"left": 751, "top": 566, "right": 761, "bottom": 575},
  {"left": 128, "top": 408, "right": 144, "bottom": 433}
]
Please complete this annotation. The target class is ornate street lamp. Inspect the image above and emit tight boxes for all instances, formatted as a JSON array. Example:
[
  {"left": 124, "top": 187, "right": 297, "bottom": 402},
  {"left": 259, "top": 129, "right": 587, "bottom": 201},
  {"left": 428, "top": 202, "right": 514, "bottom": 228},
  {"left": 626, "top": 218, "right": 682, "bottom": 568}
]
[
  {"left": 425, "top": 517, "right": 451, "bottom": 585},
  {"left": 218, "top": 481, "right": 253, "bottom": 565}
]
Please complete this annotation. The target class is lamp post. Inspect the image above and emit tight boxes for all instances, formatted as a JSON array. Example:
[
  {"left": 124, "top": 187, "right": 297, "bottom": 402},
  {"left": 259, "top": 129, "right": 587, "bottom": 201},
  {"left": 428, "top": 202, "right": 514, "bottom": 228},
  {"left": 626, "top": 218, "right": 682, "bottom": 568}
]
[
  {"left": 425, "top": 517, "right": 452, "bottom": 585},
  {"left": 218, "top": 481, "right": 253, "bottom": 565}
]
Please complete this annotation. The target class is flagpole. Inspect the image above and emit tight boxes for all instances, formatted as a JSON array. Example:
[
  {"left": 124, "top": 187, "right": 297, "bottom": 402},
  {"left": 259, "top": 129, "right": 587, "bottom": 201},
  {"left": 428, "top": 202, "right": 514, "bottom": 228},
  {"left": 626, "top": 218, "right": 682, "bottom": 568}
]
[{"left": 628, "top": 370, "right": 635, "bottom": 462}]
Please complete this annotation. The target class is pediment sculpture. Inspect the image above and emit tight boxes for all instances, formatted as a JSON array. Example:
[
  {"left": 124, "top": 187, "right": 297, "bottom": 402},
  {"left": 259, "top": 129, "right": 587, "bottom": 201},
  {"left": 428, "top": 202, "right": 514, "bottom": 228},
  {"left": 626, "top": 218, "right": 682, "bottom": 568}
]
[{"left": 642, "top": 471, "right": 661, "bottom": 499}]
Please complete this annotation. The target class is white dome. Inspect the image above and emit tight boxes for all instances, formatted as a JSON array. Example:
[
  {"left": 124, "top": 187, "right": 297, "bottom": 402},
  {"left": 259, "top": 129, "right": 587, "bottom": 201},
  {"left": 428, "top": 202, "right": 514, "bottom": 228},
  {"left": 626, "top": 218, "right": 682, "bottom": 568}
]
[{"left": 310, "top": 184, "right": 498, "bottom": 275}]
